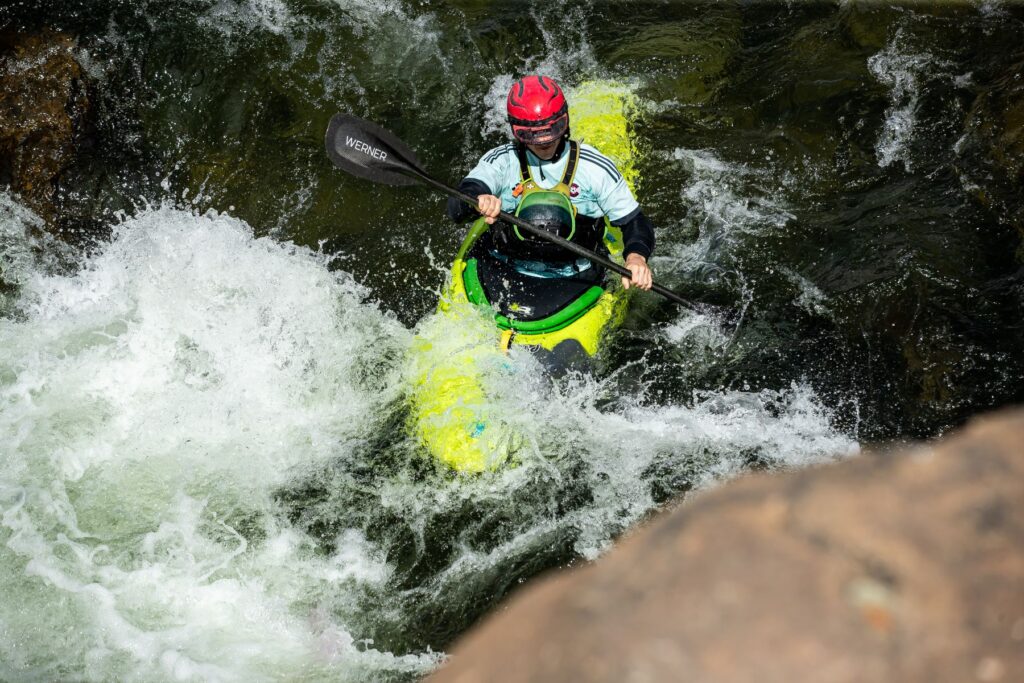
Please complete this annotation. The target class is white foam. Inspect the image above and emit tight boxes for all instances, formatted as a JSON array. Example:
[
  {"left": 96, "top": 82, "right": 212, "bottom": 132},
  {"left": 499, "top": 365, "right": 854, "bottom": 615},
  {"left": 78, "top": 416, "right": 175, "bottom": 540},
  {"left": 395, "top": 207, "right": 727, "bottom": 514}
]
[
  {"left": 327, "top": 0, "right": 443, "bottom": 64},
  {"left": 0, "top": 204, "right": 439, "bottom": 680},
  {"left": 432, "top": 366, "right": 860, "bottom": 563},
  {"left": 781, "top": 266, "right": 831, "bottom": 316},
  {"left": 199, "top": 0, "right": 299, "bottom": 36},
  {"left": 673, "top": 147, "right": 796, "bottom": 238},
  {"left": 868, "top": 30, "right": 933, "bottom": 172},
  {"left": 665, "top": 148, "right": 796, "bottom": 288},
  {"left": 1, "top": 197, "right": 858, "bottom": 680},
  {"left": 662, "top": 310, "right": 731, "bottom": 350},
  {"left": 1, "top": 192, "right": 46, "bottom": 289}
]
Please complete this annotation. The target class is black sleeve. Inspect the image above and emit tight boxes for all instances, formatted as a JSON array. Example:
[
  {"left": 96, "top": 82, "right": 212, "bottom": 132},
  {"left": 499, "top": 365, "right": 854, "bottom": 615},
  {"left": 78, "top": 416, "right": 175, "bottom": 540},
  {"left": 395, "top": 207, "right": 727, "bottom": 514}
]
[
  {"left": 612, "top": 208, "right": 656, "bottom": 259},
  {"left": 446, "top": 178, "right": 493, "bottom": 223}
]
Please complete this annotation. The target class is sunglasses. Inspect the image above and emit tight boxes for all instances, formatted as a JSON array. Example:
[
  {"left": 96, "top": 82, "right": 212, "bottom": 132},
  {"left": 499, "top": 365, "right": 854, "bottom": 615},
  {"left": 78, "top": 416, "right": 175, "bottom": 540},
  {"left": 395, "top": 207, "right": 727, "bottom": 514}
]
[{"left": 511, "top": 114, "right": 568, "bottom": 144}]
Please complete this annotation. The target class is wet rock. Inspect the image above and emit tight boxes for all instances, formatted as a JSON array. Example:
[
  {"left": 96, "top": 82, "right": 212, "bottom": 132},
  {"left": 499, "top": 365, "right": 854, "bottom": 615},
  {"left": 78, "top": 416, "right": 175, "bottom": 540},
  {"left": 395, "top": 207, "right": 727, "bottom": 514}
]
[
  {"left": 430, "top": 408, "right": 1024, "bottom": 683},
  {"left": 0, "top": 31, "right": 89, "bottom": 224}
]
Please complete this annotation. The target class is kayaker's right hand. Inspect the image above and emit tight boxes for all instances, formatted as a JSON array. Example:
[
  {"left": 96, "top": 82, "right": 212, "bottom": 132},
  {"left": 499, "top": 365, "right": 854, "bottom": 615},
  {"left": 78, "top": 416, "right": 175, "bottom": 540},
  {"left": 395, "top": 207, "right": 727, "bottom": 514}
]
[{"left": 477, "top": 194, "right": 501, "bottom": 224}]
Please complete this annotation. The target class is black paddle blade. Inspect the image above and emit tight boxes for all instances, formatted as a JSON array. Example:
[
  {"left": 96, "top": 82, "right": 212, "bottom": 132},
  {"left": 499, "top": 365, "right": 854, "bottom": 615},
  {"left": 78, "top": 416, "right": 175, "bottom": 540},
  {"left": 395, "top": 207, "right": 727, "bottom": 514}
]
[{"left": 325, "top": 113, "right": 425, "bottom": 187}]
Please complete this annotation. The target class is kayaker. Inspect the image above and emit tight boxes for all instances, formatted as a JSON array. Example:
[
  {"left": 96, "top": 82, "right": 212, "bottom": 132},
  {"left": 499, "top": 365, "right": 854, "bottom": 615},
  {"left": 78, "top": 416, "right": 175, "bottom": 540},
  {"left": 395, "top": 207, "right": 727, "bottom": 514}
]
[{"left": 446, "top": 75, "right": 655, "bottom": 291}]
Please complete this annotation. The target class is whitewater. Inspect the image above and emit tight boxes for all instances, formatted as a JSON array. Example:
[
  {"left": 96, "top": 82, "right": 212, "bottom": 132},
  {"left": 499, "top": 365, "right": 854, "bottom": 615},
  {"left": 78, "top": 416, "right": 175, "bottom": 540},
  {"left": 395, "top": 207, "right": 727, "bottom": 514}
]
[{"left": 0, "top": 194, "right": 855, "bottom": 680}]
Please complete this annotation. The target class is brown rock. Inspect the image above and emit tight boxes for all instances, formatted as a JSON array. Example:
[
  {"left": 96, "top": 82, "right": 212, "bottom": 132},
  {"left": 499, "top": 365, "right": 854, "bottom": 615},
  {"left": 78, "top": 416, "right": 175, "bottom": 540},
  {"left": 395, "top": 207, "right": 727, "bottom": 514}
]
[
  {"left": 430, "top": 408, "right": 1024, "bottom": 683},
  {"left": 0, "top": 30, "right": 89, "bottom": 223}
]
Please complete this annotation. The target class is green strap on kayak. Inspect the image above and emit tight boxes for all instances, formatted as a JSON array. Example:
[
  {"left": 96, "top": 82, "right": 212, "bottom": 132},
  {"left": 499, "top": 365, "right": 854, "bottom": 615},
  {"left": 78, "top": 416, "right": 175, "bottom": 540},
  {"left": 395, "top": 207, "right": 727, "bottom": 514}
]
[{"left": 463, "top": 258, "right": 606, "bottom": 334}]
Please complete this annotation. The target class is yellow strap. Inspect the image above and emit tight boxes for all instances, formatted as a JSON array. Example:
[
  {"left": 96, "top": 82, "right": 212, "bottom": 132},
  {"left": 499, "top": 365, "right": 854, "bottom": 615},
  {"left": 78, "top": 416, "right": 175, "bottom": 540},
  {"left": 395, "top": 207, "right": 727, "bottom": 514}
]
[
  {"left": 516, "top": 140, "right": 579, "bottom": 200},
  {"left": 498, "top": 329, "right": 515, "bottom": 353},
  {"left": 560, "top": 139, "right": 581, "bottom": 189}
]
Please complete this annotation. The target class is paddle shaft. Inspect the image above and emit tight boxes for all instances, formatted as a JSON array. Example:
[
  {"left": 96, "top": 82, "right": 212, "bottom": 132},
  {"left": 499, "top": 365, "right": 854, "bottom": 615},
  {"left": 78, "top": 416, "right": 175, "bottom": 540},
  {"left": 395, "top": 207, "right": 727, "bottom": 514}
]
[{"left": 405, "top": 169, "right": 693, "bottom": 308}]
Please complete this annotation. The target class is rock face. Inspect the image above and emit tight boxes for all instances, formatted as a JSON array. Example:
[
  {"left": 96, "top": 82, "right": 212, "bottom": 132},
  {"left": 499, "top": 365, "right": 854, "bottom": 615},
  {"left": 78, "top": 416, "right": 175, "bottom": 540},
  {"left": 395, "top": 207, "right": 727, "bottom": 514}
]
[
  {"left": 0, "top": 31, "right": 89, "bottom": 224},
  {"left": 430, "top": 409, "right": 1024, "bottom": 683}
]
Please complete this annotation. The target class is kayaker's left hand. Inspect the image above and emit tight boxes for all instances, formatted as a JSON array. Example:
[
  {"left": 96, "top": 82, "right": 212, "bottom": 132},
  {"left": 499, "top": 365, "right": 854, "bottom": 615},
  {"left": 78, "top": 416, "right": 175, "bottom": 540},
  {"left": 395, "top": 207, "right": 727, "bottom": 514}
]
[{"left": 622, "top": 253, "right": 653, "bottom": 290}]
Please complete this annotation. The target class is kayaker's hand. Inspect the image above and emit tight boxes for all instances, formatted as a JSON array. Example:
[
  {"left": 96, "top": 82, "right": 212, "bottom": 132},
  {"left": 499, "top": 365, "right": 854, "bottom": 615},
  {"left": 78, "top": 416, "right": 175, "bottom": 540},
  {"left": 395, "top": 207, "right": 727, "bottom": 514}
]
[
  {"left": 622, "top": 253, "right": 653, "bottom": 291},
  {"left": 477, "top": 194, "right": 501, "bottom": 224}
]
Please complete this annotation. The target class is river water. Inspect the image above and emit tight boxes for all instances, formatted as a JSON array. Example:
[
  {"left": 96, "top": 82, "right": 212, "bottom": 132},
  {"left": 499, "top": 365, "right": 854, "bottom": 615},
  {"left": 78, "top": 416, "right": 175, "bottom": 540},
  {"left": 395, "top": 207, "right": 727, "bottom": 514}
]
[{"left": 1, "top": 2, "right": 1022, "bottom": 681}]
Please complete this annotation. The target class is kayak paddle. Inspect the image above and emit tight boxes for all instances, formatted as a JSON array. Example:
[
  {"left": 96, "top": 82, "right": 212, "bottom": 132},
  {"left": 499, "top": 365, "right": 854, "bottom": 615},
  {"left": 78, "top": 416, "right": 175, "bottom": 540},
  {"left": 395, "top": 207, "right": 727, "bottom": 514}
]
[{"left": 324, "top": 113, "right": 693, "bottom": 308}]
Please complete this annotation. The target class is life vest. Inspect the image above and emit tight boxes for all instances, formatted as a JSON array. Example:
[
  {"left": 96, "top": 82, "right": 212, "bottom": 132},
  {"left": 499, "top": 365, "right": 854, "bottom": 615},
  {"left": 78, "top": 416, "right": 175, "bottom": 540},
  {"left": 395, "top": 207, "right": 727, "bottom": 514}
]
[{"left": 497, "top": 141, "right": 604, "bottom": 262}]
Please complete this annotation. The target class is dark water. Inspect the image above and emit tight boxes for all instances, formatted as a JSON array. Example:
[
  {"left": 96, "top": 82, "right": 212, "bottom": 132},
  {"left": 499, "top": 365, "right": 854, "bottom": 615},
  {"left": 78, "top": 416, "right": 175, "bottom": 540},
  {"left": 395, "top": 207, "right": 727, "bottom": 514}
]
[{"left": 2, "top": 1, "right": 1023, "bottom": 680}]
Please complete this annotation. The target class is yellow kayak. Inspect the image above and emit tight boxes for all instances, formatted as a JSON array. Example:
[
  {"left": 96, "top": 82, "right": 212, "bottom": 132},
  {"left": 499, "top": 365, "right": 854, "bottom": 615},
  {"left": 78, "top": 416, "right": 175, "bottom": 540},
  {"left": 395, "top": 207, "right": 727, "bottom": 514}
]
[{"left": 406, "top": 81, "right": 640, "bottom": 473}]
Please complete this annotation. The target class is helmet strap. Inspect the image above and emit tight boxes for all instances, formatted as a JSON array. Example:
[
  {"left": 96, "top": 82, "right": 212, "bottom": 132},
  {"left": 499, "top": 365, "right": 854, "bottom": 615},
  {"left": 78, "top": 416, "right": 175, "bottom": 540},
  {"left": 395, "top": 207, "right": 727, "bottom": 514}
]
[{"left": 553, "top": 137, "right": 568, "bottom": 159}]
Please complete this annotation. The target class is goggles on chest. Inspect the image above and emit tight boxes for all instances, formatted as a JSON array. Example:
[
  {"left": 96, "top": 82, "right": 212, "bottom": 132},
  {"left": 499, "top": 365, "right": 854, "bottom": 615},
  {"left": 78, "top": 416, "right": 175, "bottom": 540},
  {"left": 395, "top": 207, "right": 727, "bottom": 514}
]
[{"left": 512, "top": 188, "right": 577, "bottom": 243}]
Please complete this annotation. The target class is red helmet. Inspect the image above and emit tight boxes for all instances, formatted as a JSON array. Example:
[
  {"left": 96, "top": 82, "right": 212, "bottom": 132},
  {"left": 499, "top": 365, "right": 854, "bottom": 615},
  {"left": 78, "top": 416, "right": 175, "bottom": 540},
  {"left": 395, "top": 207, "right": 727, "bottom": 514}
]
[{"left": 506, "top": 75, "right": 569, "bottom": 145}]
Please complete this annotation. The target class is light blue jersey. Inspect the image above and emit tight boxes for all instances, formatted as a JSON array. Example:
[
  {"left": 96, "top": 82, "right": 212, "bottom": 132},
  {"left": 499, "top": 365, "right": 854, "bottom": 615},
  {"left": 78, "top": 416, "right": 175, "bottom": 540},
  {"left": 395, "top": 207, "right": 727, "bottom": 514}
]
[{"left": 464, "top": 141, "right": 640, "bottom": 224}]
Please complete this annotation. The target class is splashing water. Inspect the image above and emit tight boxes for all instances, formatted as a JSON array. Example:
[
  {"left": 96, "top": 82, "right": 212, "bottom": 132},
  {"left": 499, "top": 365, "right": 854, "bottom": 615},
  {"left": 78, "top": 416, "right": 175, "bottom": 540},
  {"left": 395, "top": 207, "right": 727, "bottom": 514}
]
[
  {"left": 672, "top": 147, "right": 796, "bottom": 249},
  {"left": 199, "top": 0, "right": 298, "bottom": 37},
  {"left": 0, "top": 196, "right": 856, "bottom": 680},
  {"left": 868, "top": 30, "right": 933, "bottom": 172},
  {"left": 1, "top": 192, "right": 46, "bottom": 291},
  {"left": 0, "top": 203, "right": 441, "bottom": 681}
]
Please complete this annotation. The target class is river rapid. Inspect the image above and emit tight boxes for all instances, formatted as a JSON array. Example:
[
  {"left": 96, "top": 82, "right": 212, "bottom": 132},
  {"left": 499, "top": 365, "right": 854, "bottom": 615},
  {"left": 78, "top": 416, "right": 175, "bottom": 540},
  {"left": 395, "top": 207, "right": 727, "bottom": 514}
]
[{"left": 2, "top": 2, "right": 1022, "bottom": 681}]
